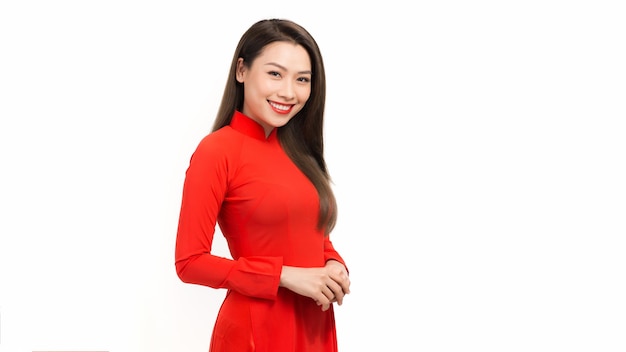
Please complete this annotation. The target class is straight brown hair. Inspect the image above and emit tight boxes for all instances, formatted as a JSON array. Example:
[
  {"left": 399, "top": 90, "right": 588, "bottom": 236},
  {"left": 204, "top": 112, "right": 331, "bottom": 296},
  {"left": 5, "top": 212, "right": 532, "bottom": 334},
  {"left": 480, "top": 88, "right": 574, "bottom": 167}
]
[{"left": 211, "top": 19, "right": 337, "bottom": 235}]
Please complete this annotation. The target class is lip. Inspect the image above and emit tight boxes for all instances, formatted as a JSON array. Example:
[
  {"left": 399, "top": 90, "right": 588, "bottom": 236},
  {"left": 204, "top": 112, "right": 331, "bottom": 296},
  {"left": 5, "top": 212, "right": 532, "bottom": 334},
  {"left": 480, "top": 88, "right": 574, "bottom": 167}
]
[{"left": 268, "top": 100, "right": 294, "bottom": 114}]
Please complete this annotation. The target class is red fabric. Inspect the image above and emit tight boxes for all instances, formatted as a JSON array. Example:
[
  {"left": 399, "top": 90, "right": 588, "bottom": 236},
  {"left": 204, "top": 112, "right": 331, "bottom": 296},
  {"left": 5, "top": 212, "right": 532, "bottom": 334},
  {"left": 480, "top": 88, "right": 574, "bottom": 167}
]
[{"left": 175, "top": 111, "right": 346, "bottom": 351}]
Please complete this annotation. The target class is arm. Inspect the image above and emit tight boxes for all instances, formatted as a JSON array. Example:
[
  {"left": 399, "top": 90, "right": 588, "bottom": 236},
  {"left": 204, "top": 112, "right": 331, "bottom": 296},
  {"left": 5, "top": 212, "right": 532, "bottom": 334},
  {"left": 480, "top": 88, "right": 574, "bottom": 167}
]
[
  {"left": 324, "top": 237, "right": 348, "bottom": 272},
  {"left": 323, "top": 237, "right": 350, "bottom": 309},
  {"left": 174, "top": 134, "right": 282, "bottom": 299}
]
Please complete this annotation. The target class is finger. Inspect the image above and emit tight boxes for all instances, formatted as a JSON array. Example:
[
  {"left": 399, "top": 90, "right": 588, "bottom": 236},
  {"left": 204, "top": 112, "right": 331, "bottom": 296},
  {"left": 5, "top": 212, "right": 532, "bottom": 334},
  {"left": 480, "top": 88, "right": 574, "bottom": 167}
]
[
  {"left": 322, "top": 285, "right": 336, "bottom": 303},
  {"left": 342, "top": 277, "right": 351, "bottom": 295},
  {"left": 314, "top": 290, "right": 332, "bottom": 307},
  {"left": 326, "top": 280, "right": 346, "bottom": 305},
  {"left": 336, "top": 275, "right": 350, "bottom": 295},
  {"left": 315, "top": 296, "right": 335, "bottom": 311},
  {"left": 329, "top": 271, "right": 350, "bottom": 295}
]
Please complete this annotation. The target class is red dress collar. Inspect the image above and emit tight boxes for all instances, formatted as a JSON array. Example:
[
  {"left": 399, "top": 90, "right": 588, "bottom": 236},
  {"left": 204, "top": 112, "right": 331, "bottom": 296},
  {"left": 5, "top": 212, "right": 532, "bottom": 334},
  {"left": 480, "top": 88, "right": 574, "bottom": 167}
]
[{"left": 229, "top": 110, "right": 278, "bottom": 142}]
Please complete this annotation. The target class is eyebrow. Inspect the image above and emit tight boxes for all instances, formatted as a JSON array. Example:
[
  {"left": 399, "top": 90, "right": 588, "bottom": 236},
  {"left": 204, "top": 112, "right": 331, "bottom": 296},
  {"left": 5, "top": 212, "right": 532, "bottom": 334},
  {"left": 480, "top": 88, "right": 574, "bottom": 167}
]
[{"left": 264, "top": 62, "right": 312, "bottom": 75}]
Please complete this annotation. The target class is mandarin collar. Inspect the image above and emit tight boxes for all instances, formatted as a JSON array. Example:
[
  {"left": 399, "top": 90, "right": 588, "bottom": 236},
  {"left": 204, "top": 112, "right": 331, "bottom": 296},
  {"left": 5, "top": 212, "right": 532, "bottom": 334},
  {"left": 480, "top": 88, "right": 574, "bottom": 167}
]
[{"left": 229, "top": 110, "right": 278, "bottom": 142}]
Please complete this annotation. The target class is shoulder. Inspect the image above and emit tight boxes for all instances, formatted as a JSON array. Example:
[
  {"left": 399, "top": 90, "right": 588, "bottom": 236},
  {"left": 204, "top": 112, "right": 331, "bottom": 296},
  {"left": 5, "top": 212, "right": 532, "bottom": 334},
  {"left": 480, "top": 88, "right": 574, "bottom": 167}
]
[
  {"left": 183, "top": 127, "right": 244, "bottom": 185},
  {"left": 184, "top": 127, "right": 244, "bottom": 177},
  {"left": 190, "top": 126, "right": 244, "bottom": 162}
]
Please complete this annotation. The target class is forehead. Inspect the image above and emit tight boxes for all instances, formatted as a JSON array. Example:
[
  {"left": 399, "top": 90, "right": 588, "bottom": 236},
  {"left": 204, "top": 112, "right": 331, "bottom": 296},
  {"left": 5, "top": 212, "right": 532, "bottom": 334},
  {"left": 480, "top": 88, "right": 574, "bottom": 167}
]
[{"left": 254, "top": 41, "right": 312, "bottom": 71}]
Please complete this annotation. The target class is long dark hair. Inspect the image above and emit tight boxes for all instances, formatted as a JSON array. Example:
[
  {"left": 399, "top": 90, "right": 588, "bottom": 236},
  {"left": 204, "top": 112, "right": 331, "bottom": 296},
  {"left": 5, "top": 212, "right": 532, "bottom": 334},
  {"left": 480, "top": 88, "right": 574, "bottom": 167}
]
[{"left": 212, "top": 19, "right": 337, "bottom": 235}]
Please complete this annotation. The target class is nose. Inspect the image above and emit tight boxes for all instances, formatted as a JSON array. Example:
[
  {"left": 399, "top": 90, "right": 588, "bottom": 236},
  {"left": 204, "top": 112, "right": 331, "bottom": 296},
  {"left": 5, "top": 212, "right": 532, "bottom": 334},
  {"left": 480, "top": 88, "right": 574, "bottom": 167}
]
[{"left": 277, "top": 80, "right": 295, "bottom": 101}]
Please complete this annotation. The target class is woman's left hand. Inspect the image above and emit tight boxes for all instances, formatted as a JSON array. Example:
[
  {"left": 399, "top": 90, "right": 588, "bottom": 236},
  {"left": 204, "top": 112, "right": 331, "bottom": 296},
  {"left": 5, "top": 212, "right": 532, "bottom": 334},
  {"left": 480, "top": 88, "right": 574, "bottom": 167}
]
[{"left": 319, "top": 260, "right": 350, "bottom": 311}]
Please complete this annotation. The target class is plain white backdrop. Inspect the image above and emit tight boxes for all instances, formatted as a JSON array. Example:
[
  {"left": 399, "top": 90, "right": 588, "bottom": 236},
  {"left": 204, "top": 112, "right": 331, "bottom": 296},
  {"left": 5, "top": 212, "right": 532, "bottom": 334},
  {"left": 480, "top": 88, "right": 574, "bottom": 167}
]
[{"left": 1, "top": 1, "right": 625, "bottom": 351}]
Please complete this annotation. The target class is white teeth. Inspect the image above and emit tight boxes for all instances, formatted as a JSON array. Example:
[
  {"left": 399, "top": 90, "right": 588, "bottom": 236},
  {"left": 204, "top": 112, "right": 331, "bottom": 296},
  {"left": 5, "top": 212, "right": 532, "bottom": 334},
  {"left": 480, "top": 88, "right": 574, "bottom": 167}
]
[{"left": 270, "top": 102, "right": 290, "bottom": 111}]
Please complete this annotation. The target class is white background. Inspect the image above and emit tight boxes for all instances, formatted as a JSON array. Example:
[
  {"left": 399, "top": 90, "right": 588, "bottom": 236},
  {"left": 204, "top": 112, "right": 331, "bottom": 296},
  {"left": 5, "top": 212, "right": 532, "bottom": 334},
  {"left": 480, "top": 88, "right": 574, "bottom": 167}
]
[{"left": 1, "top": 1, "right": 625, "bottom": 351}]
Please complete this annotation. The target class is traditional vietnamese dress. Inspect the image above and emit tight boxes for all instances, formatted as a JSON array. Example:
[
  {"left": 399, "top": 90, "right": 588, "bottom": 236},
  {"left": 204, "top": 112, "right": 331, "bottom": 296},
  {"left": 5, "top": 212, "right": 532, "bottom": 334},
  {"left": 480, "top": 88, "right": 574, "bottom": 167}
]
[{"left": 175, "top": 110, "right": 347, "bottom": 351}]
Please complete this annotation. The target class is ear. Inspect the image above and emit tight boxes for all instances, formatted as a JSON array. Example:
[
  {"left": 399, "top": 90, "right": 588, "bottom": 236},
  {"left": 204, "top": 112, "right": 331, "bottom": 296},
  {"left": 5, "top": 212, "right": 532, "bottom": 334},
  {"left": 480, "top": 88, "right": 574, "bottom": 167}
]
[{"left": 235, "top": 58, "right": 246, "bottom": 83}]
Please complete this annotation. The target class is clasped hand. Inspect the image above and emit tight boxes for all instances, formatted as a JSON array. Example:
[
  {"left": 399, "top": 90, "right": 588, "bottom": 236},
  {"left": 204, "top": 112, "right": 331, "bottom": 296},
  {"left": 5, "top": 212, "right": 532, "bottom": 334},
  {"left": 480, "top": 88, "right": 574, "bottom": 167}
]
[{"left": 279, "top": 260, "right": 351, "bottom": 311}]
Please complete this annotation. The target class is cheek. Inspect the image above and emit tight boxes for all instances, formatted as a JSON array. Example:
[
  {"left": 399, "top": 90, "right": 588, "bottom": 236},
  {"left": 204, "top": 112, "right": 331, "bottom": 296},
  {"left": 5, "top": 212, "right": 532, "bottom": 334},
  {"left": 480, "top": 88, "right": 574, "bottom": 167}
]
[
  {"left": 246, "top": 81, "right": 272, "bottom": 100},
  {"left": 297, "top": 87, "right": 312, "bottom": 102}
]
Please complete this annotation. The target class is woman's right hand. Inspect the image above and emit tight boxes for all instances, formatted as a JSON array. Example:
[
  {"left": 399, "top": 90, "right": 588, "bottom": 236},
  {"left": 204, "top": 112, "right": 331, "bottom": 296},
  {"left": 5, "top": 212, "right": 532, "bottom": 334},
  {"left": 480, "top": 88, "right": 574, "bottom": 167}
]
[{"left": 279, "top": 264, "right": 350, "bottom": 311}]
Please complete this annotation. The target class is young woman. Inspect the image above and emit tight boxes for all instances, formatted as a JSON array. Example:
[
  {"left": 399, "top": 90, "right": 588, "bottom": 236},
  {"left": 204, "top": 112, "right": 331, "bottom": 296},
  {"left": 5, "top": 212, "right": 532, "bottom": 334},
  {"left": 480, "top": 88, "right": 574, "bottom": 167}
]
[{"left": 175, "top": 19, "right": 351, "bottom": 351}]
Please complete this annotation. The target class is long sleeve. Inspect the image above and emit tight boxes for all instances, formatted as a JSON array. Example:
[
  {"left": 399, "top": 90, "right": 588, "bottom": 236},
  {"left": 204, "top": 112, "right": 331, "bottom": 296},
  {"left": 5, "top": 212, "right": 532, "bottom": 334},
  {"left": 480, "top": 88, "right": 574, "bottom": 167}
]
[
  {"left": 324, "top": 237, "right": 348, "bottom": 273},
  {"left": 174, "top": 132, "right": 282, "bottom": 300}
]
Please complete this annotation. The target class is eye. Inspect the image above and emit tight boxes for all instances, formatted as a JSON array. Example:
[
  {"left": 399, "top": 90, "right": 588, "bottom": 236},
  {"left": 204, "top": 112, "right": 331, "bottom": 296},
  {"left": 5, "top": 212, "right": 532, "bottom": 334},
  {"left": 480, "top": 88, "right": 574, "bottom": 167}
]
[
  {"left": 297, "top": 76, "right": 311, "bottom": 83},
  {"left": 268, "top": 71, "right": 281, "bottom": 77}
]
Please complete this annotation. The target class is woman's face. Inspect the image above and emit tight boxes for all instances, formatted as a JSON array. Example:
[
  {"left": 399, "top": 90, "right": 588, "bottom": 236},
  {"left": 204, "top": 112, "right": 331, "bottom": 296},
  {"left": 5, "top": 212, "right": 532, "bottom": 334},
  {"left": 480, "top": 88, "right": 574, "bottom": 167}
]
[{"left": 236, "top": 41, "right": 312, "bottom": 137}]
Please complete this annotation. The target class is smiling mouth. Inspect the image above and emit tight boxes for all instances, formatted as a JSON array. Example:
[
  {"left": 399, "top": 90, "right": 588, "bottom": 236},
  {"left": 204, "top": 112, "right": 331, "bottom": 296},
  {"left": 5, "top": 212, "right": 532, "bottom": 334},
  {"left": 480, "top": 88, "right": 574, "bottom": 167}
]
[{"left": 269, "top": 101, "right": 293, "bottom": 113}]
